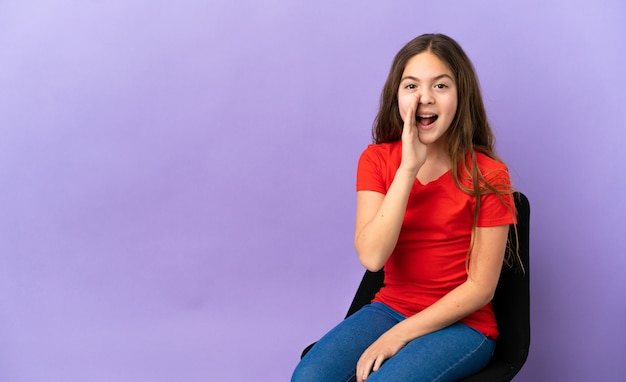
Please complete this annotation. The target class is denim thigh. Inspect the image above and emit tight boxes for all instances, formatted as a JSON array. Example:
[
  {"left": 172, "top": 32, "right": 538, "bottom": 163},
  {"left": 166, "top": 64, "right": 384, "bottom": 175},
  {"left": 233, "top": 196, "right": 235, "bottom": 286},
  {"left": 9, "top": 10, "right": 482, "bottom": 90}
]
[
  {"left": 366, "top": 322, "right": 495, "bottom": 382},
  {"left": 292, "top": 302, "right": 404, "bottom": 382}
]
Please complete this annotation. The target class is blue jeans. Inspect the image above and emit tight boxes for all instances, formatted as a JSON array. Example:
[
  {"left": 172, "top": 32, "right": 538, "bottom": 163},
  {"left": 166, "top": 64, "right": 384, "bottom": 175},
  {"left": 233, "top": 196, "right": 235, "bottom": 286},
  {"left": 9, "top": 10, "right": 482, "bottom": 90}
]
[{"left": 292, "top": 302, "right": 495, "bottom": 382}]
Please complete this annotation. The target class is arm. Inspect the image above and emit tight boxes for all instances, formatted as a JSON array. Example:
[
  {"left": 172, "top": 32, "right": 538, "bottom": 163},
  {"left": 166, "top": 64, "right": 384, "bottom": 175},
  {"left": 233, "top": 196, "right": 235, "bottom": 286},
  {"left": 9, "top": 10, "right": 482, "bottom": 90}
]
[
  {"left": 354, "top": 94, "right": 426, "bottom": 271},
  {"left": 354, "top": 172, "right": 415, "bottom": 271},
  {"left": 356, "top": 224, "right": 509, "bottom": 381}
]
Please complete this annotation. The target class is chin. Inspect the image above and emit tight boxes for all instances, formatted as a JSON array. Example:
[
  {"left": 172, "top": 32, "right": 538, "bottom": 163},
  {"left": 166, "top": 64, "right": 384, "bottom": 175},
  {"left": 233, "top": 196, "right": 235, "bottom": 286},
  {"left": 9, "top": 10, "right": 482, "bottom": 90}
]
[{"left": 418, "top": 132, "right": 440, "bottom": 145}]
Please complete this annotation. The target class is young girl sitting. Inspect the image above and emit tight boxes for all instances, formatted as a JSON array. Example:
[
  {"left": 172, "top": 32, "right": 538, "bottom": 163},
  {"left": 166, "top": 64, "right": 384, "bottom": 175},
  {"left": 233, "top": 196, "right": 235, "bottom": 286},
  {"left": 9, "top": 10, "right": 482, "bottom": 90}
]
[{"left": 292, "top": 33, "right": 517, "bottom": 382}]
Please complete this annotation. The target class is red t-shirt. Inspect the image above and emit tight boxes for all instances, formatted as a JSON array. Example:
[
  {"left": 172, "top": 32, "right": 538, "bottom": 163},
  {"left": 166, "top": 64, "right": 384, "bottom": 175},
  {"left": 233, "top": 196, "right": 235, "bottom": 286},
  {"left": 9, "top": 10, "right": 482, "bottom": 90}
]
[{"left": 356, "top": 141, "right": 516, "bottom": 339}]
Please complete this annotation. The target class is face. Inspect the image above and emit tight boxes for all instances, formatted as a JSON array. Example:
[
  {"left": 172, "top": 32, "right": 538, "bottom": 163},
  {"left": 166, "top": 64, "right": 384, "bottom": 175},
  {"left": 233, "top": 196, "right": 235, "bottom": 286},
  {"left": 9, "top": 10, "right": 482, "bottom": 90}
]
[{"left": 397, "top": 52, "right": 458, "bottom": 147}]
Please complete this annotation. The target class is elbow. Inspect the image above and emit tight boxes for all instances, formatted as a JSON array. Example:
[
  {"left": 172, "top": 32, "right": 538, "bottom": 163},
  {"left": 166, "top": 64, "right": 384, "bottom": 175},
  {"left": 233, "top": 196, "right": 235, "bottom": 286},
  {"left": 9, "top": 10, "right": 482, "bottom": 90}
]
[
  {"left": 476, "top": 284, "right": 498, "bottom": 306},
  {"left": 465, "top": 279, "right": 498, "bottom": 307},
  {"left": 483, "top": 279, "right": 500, "bottom": 303},
  {"left": 356, "top": 247, "right": 386, "bottom": 272},
  {"left": 483, "top": 289, "right": 496, "bottom": 306},
  {"left": 354, "top": 236, "right": 390, "bottom": 272},
  {"left": 359, "top": 257, "right": 385, "bottom": 273}
]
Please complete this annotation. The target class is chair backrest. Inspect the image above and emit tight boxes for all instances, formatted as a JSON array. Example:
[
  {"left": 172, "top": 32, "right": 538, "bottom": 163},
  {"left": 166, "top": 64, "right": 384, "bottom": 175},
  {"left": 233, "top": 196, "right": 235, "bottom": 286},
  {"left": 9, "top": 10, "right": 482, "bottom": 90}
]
[
  {"left": 462, "top": 191, "right": 530, "bottom": 381},
  {"left": 343, "top": 192, "right": 531, "bottom": 381}
]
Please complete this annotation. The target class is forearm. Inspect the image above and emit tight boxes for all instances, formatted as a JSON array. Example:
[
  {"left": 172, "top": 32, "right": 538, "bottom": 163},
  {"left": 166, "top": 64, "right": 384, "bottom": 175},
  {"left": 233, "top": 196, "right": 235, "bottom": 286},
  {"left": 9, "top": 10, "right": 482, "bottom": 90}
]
[
  {"left": 391, "top": 279, "right": 495, "bottom": 343},
  {"left": 391, "top": 225, "right": 509, "bottom": 341},
  {"left": 354, "top": 168, "right": 417, "bottom": 271}
]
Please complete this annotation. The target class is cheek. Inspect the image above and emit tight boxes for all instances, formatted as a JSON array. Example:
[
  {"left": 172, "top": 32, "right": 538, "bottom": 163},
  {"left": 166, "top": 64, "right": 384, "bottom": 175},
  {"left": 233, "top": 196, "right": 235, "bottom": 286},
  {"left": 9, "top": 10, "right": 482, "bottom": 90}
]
[
  {"left": 444, "top": 98, "right": 458, "bottom": 117},
  {"left": 397, "top": 95, "right": 411, "bottom": 120},
  {"left": 450, "top": 94, "right": 458, "bottom": 115}
]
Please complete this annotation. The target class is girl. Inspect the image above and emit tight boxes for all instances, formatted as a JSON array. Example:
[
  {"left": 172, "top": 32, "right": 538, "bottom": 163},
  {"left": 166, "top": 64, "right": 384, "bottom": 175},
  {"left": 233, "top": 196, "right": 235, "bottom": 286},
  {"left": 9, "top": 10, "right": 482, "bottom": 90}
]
[{"left": 292, "top": 33, "right": 517, "bottom": 382}]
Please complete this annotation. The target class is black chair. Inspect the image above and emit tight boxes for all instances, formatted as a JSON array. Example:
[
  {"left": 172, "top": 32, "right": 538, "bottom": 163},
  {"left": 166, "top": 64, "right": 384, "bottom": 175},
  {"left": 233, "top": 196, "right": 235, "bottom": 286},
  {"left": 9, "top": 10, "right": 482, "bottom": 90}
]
[{"left": 302, "top": 192, "right": 530, "bottom": 382}]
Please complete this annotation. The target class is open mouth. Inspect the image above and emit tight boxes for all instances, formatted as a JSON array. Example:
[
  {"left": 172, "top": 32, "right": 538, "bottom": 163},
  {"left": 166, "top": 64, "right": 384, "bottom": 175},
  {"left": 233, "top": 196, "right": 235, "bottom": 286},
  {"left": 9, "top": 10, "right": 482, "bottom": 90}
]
[{"left": 416, "top": 114, "right": 438, "bottom": 126}]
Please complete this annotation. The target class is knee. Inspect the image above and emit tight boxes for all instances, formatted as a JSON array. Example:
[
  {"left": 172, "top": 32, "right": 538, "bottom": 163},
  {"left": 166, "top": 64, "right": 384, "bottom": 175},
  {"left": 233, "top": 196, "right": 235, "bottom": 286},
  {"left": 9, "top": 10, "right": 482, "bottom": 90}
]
[
  {"left": 292, "top": 359, "right": 356, "bottom": 382},
  {"left": 292, "top": 354, "right": 341, "bottom": 382},
  {"left": 291, "top": 361, "right": 316, "bottom": 382}
]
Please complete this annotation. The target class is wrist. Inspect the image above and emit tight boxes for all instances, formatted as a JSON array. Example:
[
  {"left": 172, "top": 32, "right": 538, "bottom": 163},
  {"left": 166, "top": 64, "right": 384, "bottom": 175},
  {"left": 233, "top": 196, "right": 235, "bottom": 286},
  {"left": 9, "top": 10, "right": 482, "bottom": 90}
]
[
  {"left": 388, "top": 324, "right": 412, "bottom": 345},
  {"left": 396, "top": 166, "right": 419, "bottom": 178}
]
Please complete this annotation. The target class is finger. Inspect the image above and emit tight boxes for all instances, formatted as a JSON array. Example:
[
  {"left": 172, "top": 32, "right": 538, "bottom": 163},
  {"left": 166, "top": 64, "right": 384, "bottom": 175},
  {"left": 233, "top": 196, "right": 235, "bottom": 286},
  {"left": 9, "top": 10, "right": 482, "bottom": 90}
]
[
  {"left": 403, "top": 96, "right": 421, "bottom": 139},
  {"left": 356, "top": 359, "right": 364, "bottom": 382},
  {"left": 408, "top": 93, "right": 421, "bottom": 124},
  {"left": 356, "top": 366, "right": 365, "bottom": 382},
  {"left": 372, "top": 353, "right": 385, "bottom": 372},
  {"left": 413, "top": 92, "right": 421, "bottom": 111},
  {"left": 358, "top": 357, "right": 374, "bottom": 381}
]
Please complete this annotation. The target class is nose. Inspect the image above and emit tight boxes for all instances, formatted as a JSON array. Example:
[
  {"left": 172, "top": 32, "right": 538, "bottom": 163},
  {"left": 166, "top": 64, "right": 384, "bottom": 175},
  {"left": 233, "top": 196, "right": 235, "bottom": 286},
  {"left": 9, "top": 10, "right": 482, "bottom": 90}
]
[{"left": 419, "top": 88, "right": 434, "bottom": 105}]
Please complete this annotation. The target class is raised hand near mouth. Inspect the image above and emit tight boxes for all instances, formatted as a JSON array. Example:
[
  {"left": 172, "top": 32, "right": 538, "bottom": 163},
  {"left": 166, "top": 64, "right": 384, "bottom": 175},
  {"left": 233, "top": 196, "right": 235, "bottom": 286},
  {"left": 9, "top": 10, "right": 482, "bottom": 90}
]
[{"left": 399, "top": 93, "right": 428, "bottom": 176}]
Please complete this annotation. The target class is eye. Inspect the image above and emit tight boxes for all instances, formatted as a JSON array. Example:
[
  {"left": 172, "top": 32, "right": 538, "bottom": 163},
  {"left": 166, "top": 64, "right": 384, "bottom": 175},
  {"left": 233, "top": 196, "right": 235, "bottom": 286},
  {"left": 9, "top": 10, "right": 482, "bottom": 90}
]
[
  {"left": 405, "top": 84, "right": 417, "bottom": 90},
  {"left": 434, "top": 83, "right": 448, "bottom": 89}
]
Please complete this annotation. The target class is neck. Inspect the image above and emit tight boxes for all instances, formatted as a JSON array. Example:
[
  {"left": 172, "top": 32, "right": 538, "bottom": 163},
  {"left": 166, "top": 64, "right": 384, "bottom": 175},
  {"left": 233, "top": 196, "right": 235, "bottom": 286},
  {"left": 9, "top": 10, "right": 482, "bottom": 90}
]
[{"left": 424, "top": 141, "right": 451, "bottom": 169}]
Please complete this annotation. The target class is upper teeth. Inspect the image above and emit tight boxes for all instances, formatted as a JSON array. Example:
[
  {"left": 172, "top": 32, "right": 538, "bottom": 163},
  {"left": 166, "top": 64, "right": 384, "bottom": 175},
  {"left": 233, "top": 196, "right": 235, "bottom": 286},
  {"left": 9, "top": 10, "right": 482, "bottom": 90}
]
[{"left": 418, "top": 114, "right": 435, "bottom": 118}]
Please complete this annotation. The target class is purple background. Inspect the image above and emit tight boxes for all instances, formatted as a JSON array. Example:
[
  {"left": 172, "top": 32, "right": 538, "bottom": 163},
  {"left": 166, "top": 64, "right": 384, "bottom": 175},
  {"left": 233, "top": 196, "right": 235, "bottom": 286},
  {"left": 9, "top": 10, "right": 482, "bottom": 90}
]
[{"left": 1, "top": 1, "right": 624, "bottom": 381}]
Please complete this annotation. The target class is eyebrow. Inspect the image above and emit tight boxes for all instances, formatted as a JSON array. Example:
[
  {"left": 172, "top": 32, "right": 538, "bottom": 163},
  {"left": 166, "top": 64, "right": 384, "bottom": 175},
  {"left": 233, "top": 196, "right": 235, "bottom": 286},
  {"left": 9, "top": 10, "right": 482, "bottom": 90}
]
[{"left": 400, "top": 74, "right": 454, "bottom": 82}]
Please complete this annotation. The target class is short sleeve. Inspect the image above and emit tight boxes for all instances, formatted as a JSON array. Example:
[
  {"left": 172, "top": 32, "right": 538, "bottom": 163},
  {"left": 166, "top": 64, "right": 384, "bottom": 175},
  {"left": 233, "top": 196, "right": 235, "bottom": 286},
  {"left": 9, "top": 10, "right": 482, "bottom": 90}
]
[
  {"left": 476, "top": 165, "right": 517, "bottom": 227},
  {"left": 356, "top": 144, "right": 387, "bottom": 194}
]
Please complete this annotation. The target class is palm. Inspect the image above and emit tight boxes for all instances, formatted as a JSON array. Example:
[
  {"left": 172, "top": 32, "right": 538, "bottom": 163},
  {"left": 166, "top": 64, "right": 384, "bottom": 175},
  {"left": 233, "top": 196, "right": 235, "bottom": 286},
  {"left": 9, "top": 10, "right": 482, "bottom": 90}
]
[{"left": 400, "top": 95, "right": 427, "bottom": 173}]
